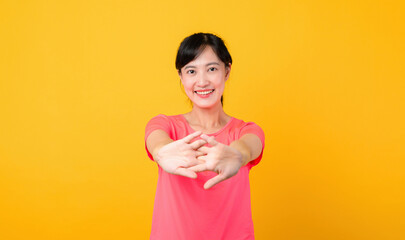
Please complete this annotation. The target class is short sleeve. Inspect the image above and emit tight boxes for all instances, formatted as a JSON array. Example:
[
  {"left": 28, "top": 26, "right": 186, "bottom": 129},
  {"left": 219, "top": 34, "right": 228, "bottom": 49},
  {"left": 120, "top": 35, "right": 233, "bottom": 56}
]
[
  {"left": 145, "top": 114, "right": 172, "bottom": 161},
  {"left": 239, "top": 122, "right": 265, "bottom": 169}
]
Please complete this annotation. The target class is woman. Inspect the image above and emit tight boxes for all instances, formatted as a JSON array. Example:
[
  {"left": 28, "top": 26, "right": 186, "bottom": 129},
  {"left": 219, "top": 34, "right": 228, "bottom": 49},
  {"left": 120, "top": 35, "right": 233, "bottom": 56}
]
[{"left": 145, "top": 33, "right": 265, "bottom": 240}]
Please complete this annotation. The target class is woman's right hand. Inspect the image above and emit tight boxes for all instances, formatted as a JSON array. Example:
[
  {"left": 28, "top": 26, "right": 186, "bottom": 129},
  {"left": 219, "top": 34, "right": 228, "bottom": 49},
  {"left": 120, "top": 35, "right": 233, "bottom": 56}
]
[{"left": 154, "top": 131, "right": 207, "bottom": 179}]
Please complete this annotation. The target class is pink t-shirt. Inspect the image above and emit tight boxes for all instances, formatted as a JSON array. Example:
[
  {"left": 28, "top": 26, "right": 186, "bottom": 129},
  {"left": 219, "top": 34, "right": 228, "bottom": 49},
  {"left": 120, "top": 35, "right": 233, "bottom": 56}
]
[{"left": 145, "top": 114, "right": 265, "bottom": 240}]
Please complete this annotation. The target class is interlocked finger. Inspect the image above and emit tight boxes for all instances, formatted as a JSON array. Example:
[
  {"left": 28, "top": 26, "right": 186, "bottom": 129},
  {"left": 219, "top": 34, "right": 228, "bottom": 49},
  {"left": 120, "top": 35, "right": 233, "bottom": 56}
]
[
  {"left": 197, "top": 158, "right": 206, "bottom": 164},
  {"left": 197, "top": 155, "right": 208, "bottom": 162},
  {"left": 200, "top": 134, "right": 219, "bottom": 146},
  {"left": 190, "top": 139, "right": 207, "bottom": 150},
  {"left": 183, "top": 131, "right": 202, "bottom": 143},
  {"left": 197, "top": 146, "right": 210, "bottom": 154},
  {"left": 195, "top": 150, "right": 206, "bottom": 157}
]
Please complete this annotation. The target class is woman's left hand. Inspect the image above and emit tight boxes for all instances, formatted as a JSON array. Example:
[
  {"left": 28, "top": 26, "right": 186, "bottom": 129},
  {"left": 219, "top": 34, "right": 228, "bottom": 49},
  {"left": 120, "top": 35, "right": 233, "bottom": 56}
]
[{"left": 187, "top": 134, "right": 244, "bottom": 189}]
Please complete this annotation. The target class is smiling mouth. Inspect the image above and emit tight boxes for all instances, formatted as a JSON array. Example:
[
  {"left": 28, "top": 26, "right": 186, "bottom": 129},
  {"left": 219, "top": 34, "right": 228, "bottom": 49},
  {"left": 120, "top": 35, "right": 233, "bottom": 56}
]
[{"left": 195, "top": 89, "right": 215, "bottom": 95}]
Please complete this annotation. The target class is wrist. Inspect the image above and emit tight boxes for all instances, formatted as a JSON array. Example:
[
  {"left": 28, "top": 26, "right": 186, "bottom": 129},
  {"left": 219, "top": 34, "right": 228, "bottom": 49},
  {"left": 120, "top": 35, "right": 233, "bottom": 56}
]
[{"left": 152, "top": 145, "right": 164, "bottom": 163}]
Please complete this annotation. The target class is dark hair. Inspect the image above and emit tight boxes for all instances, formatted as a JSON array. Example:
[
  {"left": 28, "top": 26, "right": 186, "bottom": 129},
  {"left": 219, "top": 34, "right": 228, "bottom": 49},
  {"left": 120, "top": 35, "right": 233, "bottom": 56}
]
[{"left": 175, "top": 33, "right": 232, "bottom": 105}]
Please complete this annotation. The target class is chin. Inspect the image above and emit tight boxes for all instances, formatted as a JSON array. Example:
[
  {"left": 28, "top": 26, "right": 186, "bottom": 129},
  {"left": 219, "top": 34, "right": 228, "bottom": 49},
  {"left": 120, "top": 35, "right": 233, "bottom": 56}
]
[
  {"left": 186, "top": 92, "right": 223, "bottom": 109},
  {"left": 191, "top": 101, "right": 222, "bottom": 109}
]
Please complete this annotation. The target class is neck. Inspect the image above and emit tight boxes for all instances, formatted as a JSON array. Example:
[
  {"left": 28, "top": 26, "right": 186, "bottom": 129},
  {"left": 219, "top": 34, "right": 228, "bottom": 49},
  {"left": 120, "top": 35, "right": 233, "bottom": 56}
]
[{"left": 186, "top": 103, "right": 230, "bottom": 131}]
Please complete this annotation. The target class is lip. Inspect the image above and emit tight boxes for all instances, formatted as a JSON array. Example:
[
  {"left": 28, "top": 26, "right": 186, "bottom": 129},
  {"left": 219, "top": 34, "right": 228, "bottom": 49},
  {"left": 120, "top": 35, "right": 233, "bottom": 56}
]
[
  {"left": 194, "top": 89, "right": 215, "bottom": 98},
  {"left": 194, "top": 89, "right": 214, "bottom": 93}
]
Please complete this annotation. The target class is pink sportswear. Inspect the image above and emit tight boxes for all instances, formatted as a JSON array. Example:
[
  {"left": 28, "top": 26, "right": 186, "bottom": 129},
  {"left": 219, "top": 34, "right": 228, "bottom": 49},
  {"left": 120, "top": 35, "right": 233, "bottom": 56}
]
[{"left": 145, "top": 114, "right": 265, "bottom": 240}]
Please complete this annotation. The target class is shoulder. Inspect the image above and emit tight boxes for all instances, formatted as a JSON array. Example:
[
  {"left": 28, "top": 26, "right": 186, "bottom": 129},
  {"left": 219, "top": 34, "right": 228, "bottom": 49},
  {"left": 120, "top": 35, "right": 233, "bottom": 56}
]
[
  {"left": 145, "top": 114, "right": 189, "bottom": 140},
  {"left": 146, "top": 114, "right": 184, "bottom": 130},
  {"left": 229, "top": 116, "right": 263, "bottom": 131},
  {"left": 228, "top": 117, "right": 265, "bottom": 143},
  {"left": 146, "top": 114, "right": 183, "bottom": 124}
]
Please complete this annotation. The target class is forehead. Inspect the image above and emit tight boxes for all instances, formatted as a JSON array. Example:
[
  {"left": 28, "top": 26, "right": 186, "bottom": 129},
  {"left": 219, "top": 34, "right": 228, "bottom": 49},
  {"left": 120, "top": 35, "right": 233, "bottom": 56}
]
[{"left": 184, "top": 46, "right": 221, "bottom": 67}]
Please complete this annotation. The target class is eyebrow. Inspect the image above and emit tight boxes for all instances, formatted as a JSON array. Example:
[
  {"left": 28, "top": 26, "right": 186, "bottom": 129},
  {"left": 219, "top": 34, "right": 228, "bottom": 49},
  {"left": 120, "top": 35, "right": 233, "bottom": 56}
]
[{"left": 184, "top": 62, "right": 220, "bottom": 69}]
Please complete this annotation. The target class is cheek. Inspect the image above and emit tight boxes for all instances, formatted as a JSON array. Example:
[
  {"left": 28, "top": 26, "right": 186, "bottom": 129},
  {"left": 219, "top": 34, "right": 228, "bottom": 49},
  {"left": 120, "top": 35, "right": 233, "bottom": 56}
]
[
  {"left": 182, "top": 82, "right": 193, "bottom": 92},
  {"left": 181, "top": 81, "right": 195, "bottom": 95},
  {"left": 180, "top": 78, "right": 190, "bottom": 88},
  {"left": 215, "top": 80, "right": 225, "bottom": 90}
]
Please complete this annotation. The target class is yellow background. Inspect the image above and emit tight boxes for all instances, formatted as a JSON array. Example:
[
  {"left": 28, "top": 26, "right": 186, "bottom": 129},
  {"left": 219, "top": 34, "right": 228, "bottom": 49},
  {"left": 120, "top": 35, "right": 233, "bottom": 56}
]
[{"left": 1, "top": 0, "right": 404, "bottom": 239}]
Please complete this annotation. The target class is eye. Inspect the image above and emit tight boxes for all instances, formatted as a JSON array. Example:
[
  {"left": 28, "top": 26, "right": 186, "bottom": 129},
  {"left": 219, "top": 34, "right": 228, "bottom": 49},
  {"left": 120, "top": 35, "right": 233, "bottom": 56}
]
[
  {"left": 208, "top": 67, "right": 217, "bottom": 72},
  {"left": 186, "top": 69, "right": 195, "bottom": 74}
]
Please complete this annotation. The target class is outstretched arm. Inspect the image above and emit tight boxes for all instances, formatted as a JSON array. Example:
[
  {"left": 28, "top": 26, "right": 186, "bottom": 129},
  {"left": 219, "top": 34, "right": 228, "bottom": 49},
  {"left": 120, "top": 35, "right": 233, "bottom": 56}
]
[
  {"left": 146, "top": 129, "right": 174, "bottom": 160},
  {"left": 230, "top": 133, "right": 263, "bottom": 166}
]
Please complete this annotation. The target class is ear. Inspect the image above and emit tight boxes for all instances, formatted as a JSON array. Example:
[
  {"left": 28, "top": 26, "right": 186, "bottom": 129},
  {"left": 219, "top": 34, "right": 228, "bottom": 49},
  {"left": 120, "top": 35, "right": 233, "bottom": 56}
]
[{"left": 225, "top": 63, "right": 231, "bottom": 81}]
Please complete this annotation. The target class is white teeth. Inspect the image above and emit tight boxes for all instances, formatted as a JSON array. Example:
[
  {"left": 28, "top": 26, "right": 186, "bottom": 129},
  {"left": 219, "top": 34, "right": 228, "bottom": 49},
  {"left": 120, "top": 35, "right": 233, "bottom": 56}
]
[{"left": 195, "top": 90, "right": 214, "bottom": 95}]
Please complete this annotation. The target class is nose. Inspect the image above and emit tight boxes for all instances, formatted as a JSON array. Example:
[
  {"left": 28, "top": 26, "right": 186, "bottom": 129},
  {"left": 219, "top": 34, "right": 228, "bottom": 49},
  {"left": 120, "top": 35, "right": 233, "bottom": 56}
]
[{"left": 196, "top": 71, "right": 209, "bottom": 87}]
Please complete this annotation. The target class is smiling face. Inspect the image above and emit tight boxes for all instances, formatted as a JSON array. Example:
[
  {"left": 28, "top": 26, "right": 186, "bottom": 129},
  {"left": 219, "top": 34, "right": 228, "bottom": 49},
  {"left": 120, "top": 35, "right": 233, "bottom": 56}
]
[{"left": 179, "top": 46, "right": 231, "bottom": 109}]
